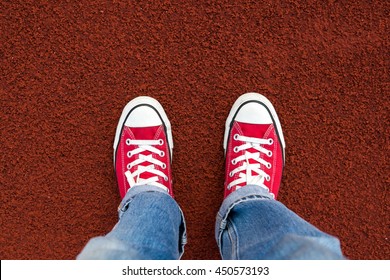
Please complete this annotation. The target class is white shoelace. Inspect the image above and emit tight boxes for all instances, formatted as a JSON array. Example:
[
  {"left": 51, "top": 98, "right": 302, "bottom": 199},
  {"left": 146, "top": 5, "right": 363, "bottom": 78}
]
[
  {"left": 124, "top": 138, "right": 169, "bottom": 192},
  {"left": 228, "top": 134, "right": 274, "bottom": 197}
]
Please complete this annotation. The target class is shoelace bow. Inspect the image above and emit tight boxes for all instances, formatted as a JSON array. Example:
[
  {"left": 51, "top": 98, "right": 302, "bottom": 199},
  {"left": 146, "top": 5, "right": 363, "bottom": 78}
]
[
  {"left": 228, "top": 134, "right": 274, "bottom": 197},
  {"left": 124, "top": 138, "right": 169, "bottom": 192}
]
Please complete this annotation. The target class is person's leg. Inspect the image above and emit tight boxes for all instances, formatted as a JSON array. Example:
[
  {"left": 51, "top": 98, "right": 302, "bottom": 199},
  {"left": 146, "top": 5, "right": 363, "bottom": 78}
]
[
  {"left": 77, "top": 185, "right": 186, "bottom": 260},
  {"left": 78, "top": 96, "right": 186, "bottom": 259},
  {"left": 216, "top": 185, "right": 344, "bottom": 259},
  {"left": 216, "top": 93, "right": 344, "bottom": 259}
]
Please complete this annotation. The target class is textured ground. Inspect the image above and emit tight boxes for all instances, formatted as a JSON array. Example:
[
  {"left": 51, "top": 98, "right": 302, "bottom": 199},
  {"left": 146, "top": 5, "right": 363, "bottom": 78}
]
[{"left": 1, "top": 0, "right": 389, "bottom": 259}]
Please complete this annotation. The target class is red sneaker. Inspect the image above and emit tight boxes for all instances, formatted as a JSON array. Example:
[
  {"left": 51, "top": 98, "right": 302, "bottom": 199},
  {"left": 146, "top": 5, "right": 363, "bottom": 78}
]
[
  {"left": 223, "top": 93, "right": 286, "bottom": 199},
  {"left": 113, "top": 97, "right": 174, "bottom": 199}
]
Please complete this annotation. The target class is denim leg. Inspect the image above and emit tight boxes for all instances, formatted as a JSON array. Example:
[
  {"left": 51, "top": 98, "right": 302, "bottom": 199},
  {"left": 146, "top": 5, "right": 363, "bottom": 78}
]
[
  {"left": 77, "top": 185, "right": 187, "bottom": 260},
  {"left": 216, "top": 185, "right": 345, "bottom": 260}
]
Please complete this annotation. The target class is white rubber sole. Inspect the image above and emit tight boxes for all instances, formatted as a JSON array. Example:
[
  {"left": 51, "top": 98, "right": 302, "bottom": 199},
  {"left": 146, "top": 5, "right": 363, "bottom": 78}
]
[
  {"left": 223, "top": 92, "right": 286, "bottom": 160},
  {"left": 113, "top": 96, "right": 173, "bottom": 165}
]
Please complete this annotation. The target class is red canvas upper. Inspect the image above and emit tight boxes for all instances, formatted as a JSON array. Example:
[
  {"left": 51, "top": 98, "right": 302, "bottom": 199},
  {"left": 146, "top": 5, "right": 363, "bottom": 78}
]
[
  {"left": 115, "top": 125, "right": 173, "bottom": 198},
  {"left": 224, "top": 121, "right": 284, "bottom": 199}
]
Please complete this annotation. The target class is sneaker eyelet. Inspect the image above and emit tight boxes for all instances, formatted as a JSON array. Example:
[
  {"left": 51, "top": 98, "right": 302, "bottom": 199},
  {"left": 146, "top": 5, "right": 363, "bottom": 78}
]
[
  {"left": 268, "top": 138, "right": 274, "bottom": 145},
  {"left": 158, "top": 139, "right": 164, "bottom": 146},
  {"left": 164, "top": 176, "right": 168, "bottom": 181},
  {"left": 266, "top": 175, "right": 271, "bottom": 181},
  {"left": 160, "top": 151, "right": 165, "bottom": 157},
  {"left": 162, "top": 163, "right": 166, "bottom": 169},
  {"left": 127, "top": 151, "right": 132, "bottom": 158},
  {"left": 233, "top": 134, "right": 239, "bottom": 140},
  {"left": 233, "top": 147, "right": 239, "bottom": 153},
  {"left": 126, "top": 163, "right": 131, "bottom": 169},
  {"left": 267, "top": 151, "right": 272, "bottom": 157},
  {"left": 231, "top": 159, "right": 236, "bottom": 165},
  {"left": 266, "top": 163, "right": 272, "bottom": 169},
  {"left": 229, "top": 171, "right": 233, "bottom": 177},
  {"left": 126, "top": 139, "right": 131, "bottom": 145}
]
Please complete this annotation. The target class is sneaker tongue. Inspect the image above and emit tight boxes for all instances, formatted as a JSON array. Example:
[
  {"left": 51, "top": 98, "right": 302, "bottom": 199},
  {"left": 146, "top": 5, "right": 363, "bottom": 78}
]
[
  {"left": 235, "top": 121, "right": 273, "bottom": 139},
  {"left": 128, "top": 125, "right": 162, "bottom": 140}
]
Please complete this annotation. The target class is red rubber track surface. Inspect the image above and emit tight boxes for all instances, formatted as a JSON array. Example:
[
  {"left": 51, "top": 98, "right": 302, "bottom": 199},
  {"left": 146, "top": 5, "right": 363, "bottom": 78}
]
[{"left": 1, "top": 0, "right": 389, "bottom": 259}]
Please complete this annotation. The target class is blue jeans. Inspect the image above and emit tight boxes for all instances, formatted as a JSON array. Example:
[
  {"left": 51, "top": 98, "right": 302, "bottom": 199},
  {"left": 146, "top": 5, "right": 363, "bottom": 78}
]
[{"left": 77, "top": 185, "right": 344, "bottom": 260}]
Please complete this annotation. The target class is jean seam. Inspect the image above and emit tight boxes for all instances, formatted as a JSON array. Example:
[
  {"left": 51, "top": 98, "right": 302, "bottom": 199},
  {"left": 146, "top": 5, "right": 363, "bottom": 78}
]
[
  {"left": 118, "top": 198, "right": 133, "bottom": 219},
  {"left": 227, "top": 217, "right": 240, "bottom": 260}
]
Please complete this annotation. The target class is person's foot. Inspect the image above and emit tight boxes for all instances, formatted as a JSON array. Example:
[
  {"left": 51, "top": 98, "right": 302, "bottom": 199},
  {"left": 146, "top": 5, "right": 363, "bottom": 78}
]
[
  {"left": 223, "top": 92, "right": 285, "bottom": 199},
  {"left": 113, "top": 96, "right": 174, "bottom": 198}
]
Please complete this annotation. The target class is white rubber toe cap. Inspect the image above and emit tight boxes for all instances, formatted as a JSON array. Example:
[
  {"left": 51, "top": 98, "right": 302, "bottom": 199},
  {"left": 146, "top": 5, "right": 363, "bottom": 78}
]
[
  {"left": 234, "top": 102, "right": 272, "bottom": 124},
  {"left": 125, "top": 105, "right": 162, "bottom": 127}
]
